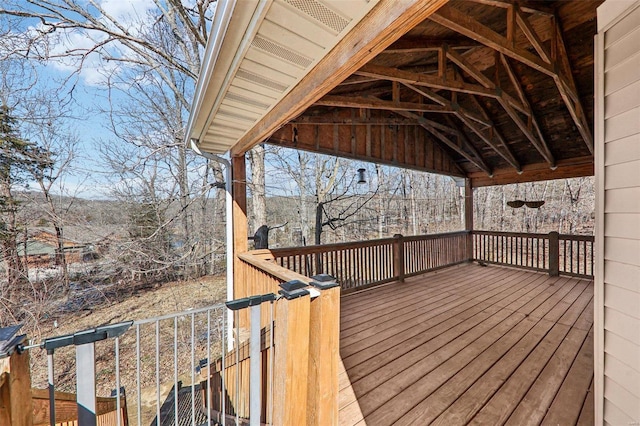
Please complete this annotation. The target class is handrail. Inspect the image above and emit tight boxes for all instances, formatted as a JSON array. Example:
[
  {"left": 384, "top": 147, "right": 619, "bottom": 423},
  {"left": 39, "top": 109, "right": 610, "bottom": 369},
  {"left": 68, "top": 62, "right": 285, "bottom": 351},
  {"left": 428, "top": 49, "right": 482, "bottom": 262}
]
[
  {"left": 472, "top": 230, "right": 594, "bottom": 278},
  {"left": 264, "top": 231, "right": 470, "bottom": 292},
  {"left": 237, "top": 252, "right": 310, "bottom": 285}
]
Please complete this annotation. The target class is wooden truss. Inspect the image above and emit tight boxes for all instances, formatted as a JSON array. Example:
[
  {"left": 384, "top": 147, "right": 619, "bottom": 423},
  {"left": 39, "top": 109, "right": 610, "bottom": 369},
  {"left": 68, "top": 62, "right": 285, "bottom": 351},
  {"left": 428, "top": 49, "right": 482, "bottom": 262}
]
[{"left": 307, "top": 1, "right": 593, "bottom": 177}]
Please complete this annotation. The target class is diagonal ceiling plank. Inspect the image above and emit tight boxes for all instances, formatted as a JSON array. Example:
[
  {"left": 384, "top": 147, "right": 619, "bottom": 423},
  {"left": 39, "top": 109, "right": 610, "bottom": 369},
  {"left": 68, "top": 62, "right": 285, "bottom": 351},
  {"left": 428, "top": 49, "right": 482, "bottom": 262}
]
[
  {"left": 401, "top": 83, "right": 491, "bottom": 126},
  {"left": 553, "top": 18, "right": 594, "bottom": 154},
  {"left": 395, "top": 110, "right": 493, "bottom": 176},
  {"left": 355, "top": 64, "right": 501, "bottom": 99},
  {"left": 430, "top": 4, "right": 593, "bottom": 154},
  {"left": 315, "top": 95, "right": 453, "bottom": 113},
  {"left": 403, "top": 83, "right": 522, "bottom": 172},
  {"left": 430, "top": 5, "right": 556, "bottom": 76},
  {"left": 515, "top": 6, "right": 551, "bottom": 63},
  {"left": 445, "top": 48, "right": 555, "bottom": 167},
  {"left": 499, "top": 54, "right": 548, "bottom": 155}
]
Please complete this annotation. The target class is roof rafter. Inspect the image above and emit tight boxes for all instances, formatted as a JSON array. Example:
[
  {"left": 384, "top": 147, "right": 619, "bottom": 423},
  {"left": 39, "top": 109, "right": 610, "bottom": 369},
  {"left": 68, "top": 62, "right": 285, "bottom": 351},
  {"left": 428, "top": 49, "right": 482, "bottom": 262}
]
[
  {"left": 315, "top": 95, "right": 453, "bottom": 113},
  {"left": 395, "top": 110, "right": 493, "bottom": 176},
  {"left": 445, "top": 46, "right": 556, "bottom": 167},
  {"left": 429, "top": 4, "right": 593, "bottom": 153},
  {"left": 403, "top": 83, "right": 522, "bottom": 172}
]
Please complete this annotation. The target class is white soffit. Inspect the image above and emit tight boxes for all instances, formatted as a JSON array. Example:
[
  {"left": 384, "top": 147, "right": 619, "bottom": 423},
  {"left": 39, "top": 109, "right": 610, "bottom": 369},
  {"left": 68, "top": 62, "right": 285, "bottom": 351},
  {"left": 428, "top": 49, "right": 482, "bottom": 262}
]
[{"left": 187, "top": 0, "right": 380, "bottom": 154}]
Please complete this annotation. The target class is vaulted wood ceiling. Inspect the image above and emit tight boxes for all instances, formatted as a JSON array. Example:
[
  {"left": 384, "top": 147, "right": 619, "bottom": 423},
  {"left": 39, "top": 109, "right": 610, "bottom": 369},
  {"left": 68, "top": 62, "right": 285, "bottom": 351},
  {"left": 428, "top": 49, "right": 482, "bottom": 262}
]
[{"left": 265, "top": 0, "right": 602, "bottom": 186}]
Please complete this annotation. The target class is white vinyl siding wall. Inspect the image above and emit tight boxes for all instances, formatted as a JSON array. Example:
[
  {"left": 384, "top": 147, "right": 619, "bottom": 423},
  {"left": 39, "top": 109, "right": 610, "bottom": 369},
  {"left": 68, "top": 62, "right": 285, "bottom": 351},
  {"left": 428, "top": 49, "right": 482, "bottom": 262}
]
[{"left": 597, "top": 1, "right": 640, "bottom": 424}]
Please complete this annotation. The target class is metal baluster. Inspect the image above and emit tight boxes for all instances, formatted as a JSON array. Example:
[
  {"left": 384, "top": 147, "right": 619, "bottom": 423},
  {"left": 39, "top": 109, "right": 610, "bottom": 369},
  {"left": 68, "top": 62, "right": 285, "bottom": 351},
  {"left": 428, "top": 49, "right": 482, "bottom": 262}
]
[
  {"left": 136, "top": 324, "right": 142, "bottom": 426},
  {"left": 235, "top": 310, "right": 240, "bottom": 426},
  {"left": 175, "top": 317, "right": 179, "bottom": 426},
  {"left": 221, "top": 308, "right": 226, "bottom": 426},
  {"left": 192, "top": 313, "right": 196, "bottom": 426},
  {"left": 115, "top": 337, "right": 122, "bottom": 426},
  {"left": 207, "top": 309, "right": 212, "bottom": 426},
  {"left": 156, "top": 321, "right": 161, "bottom": 425},
  {"left": 47, "top": 349, "right": 56, "bottom": 426}
]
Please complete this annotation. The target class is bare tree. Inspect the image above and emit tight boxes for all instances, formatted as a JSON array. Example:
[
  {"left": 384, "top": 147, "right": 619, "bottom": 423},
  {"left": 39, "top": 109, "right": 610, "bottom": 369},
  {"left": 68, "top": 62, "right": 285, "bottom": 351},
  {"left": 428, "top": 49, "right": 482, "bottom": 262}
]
[{"left": 1, "top": 0, "right": 269, "bottom": 279}]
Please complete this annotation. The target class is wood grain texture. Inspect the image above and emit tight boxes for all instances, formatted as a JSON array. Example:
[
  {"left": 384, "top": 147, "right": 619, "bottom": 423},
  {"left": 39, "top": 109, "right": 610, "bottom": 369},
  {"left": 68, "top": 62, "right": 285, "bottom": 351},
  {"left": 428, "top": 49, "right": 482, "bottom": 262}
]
[{"left": 338, "top": 264, "right": 594, "bottom": 426}]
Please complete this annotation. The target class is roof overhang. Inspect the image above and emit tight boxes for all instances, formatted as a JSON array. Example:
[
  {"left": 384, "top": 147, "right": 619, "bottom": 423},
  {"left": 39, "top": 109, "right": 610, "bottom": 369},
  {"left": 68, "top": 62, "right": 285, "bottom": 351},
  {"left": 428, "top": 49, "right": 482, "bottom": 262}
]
[{"left": 186, "top": 0, "right": 450, "bottom": 155}]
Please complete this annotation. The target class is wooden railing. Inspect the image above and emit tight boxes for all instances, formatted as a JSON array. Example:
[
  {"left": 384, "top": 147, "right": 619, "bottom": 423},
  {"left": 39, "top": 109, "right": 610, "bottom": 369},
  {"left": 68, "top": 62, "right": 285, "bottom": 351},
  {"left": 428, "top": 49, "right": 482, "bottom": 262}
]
[
  {"left": 31, "top": 388, "right": 128, "bottom": 426},
  {"left": 472, "top": 230, "right": 594, "bottom": 278},
  {"left": 1, "top": 348, "right": 127, "bottom": 426},
  {"left": 559, "top": 234, "right": 595, "bottom": 278},
  {"left": 202, "top": 250, "right": 340, "bottom": 425},
  {"left": 403, "top": 231, "right": 469, "bottom": 277},
  {"left": 267, "top": 238, "right": 397, "bottom": 291},
  {"left": 267, "top": 231, "right": 470, "bottom": 293}
]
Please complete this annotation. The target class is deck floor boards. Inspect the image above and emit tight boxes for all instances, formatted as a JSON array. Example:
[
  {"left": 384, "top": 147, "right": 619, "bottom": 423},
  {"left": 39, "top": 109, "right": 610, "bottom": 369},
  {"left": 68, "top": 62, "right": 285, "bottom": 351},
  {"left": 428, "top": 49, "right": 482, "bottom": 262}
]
[{"left": 338, "top": 263, "right": 594, "bottom": 426}]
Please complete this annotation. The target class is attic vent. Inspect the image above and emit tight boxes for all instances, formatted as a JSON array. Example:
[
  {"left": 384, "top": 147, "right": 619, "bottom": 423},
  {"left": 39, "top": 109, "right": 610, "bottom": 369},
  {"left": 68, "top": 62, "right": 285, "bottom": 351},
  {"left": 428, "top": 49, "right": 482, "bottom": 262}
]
[
  {"left": 252, "top": 36, "right": 313, "bottom": 68},
  {"left": 236, "top": 69, "right": 288, "bottom": 92},
  {"left": 225, "top": 92, "right": 272, "bottom": 110},
  {"left": 284, "top": 0, "right": 350, "bottom": 33}
]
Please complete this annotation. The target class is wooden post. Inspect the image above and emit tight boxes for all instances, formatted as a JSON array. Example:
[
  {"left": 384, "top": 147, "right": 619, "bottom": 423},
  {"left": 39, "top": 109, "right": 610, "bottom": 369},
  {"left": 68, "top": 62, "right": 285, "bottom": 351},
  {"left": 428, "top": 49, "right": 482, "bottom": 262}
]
[
  {"left": 393, "top": 234, "right": 405, "bottom": 282},
  {"left": 465, "top": 179, "right": 474, "bottom": 261},
  {"left": 548, "top": 231, "right": 560, "bottom": 276},
  {"left": 232, "top": 154, "right": 249, "bottom": 329},
  {"left": 307, "top": 286, "right": 340, "bottom": 426},
  {"left": 272, "top": 294, "right": 311, "bottom": 425},
  {"left": 0, "top": 348, "right": 34, "bottom": 426}
]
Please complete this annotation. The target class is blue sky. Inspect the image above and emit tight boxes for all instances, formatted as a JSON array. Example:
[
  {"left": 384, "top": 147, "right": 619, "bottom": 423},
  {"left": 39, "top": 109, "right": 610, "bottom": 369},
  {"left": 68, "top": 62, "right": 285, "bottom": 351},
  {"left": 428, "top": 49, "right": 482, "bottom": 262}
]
[{"left": 3, "top": 0, "right": 185, "bottom": 199}]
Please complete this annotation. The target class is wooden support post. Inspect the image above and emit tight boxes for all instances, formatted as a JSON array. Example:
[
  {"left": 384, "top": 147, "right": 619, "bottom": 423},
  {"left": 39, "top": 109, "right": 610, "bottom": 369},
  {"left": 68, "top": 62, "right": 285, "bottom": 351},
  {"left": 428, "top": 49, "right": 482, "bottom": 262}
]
[
  {"left": 307, "top": 286, "right": 340, "bottom": 426},
  {"left": 393, "top": 234, "right": 405, "bottom": 282},
  {"left": 0, "top": 347, "right": 33, "bottom": 426},
  {"left": 273, "top": 294, "right": 311, "bottom": 426},
  {"left": 465, "top": 179, "right": 474, "bottom": 261},
  {"left": 232, "top": 155, "right": 249, "bottom": 329},
  {"left": 548, "top": 231, "right": 560, "bottom": 276}
]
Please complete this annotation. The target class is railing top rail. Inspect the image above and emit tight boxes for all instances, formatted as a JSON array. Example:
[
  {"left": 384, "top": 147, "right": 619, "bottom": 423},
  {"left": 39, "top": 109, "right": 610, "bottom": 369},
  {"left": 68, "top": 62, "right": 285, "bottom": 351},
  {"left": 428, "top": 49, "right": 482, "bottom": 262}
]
[
  {"left": 237, "top": 251, "right": 311, "bottom": 284},
  {"left": 473, "top": 229, "right": 594, "bottom": 241},
  {"left": 267, "top": 231, "right": 471, "bottom": 256},
  {"left": 133, "top": 302, "right": 225, "bottom": 325},
  {"left": 403, "top": 230, "right": 469, "bottom": 242},
  {"left": 267, "top": 237, "right": 397, "bottom": 255},
  {"left": 472, "top": 230, "right": 551, "bottom": 238},
  {"left": 559, "top": 234, "right": 595, "bottom": 242}
]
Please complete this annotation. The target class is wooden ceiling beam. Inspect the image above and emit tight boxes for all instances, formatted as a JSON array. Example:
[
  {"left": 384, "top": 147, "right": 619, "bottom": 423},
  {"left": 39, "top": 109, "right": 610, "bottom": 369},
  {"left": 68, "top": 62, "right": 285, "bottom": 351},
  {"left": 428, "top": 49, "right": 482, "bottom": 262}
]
[
  {"left": 403, "top": 83, "right": 521, "bottom": 172},
  {"left": 553, "top": 18, "right": 594, "bottom": 154},
  {"left": 338, "top": 76, "right": 380, "bottom": 86},
  {"left": 445, "top": 48, "right": 526, "bottom": 114},
  {"left": 355, "top": 64, "right": 502, "bottom": 99},
  {"left": 395, "top": 110, "right": 493, "bottom": 176},
  {"left": 515, "top": 6, "right": 551, "bottom": 63},
  {"left": 292, "top": 116, "right": 432, "bottom": 126},
  {"left": 445, "top": 45, "right": 555, "bottom": 167},
  {"left": 430, "top": 4, "right": 593, "bottom": 155},
  {"left": 403, "top": 84, "right": 492, "bottom": 127},
  {"left": 499, "top": 54, "right": 548, "bottom": 156},
  {"left": 464, "top": 0, "right": 556, "bottom": 16},
  {"left": 314, "top": 95, "right": 453, "bottom": 113},
  {"left": 469, "top": 156, "right": 594, "bottom": 187},
  {"left": 381, "top": 37, "right": 479, "bottom": 54},
  {"left": 430, "top": 5, "right": 556, "bottom": 75},
  {"left": 229, "top": 0, "right": 450, "bottom": 156}
]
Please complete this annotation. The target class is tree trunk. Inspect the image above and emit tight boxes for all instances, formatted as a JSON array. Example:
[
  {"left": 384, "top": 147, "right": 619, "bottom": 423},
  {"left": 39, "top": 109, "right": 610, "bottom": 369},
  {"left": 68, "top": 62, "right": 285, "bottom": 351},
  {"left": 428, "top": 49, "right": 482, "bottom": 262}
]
[{"left": 248, "top": 145, "right": 266, "bottom": 233}]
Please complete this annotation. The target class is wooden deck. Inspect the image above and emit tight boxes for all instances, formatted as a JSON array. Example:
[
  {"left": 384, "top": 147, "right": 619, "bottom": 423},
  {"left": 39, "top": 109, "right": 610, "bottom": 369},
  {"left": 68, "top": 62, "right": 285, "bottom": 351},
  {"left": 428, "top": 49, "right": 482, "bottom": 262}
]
[{"left": 339, "top": 263, "right": 593, "bottom": 426}]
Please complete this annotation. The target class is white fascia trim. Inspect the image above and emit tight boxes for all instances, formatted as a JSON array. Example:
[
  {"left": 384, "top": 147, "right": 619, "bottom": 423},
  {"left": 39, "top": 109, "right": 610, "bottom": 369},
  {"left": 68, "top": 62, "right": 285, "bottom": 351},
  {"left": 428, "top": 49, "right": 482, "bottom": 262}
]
[{"left": 184, "top": 0, "right": 237, "bottom": 146}]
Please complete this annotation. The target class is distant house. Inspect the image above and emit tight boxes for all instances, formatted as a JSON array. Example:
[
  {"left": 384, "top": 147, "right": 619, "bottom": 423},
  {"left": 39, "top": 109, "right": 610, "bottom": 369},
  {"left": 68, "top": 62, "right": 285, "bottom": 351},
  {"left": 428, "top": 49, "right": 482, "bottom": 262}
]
[{"left": 17, "top": 230, "right": 93, "bottom": 266}]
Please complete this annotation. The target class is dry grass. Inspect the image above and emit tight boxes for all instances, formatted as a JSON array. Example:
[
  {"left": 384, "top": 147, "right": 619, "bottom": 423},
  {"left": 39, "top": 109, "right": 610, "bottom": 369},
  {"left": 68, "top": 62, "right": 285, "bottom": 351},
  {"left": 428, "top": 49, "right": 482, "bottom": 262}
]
[{"left": 27, "top": 275, "right": 227, "bottom": 425}]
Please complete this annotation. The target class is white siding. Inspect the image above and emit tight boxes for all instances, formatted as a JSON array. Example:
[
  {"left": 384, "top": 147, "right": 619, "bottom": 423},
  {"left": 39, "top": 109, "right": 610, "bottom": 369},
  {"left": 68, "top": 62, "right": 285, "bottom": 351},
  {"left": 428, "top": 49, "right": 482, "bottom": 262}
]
[{"left": 597, "top": 1, "right": 640, "bottom": 423}]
